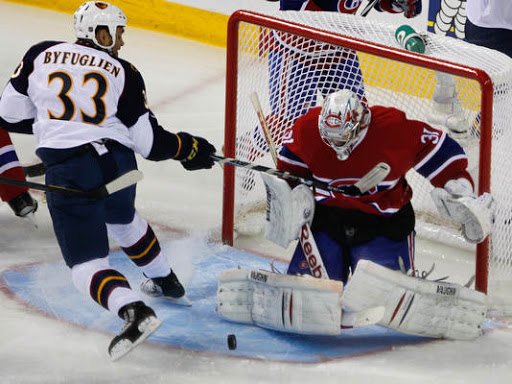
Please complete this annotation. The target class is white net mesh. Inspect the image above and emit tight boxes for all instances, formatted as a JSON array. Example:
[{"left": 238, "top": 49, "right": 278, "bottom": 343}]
[{"left": 223, "top": 10, "right": 512, "bottom": 314}]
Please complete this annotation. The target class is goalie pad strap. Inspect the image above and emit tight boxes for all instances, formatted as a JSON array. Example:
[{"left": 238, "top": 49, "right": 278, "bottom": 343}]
[
  {"left": 342, "top": 260, "right": 487, "bottom": 340},
  {"left": 217, "top": 269, "right": 343, "bottom": 335}
]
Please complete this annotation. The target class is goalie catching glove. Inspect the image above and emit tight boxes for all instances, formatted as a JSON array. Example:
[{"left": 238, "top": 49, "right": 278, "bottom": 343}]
[
  {"left": 174, "top": 132, "right": 216, "bottom": 171},
  {"left": 431, "top": 178, "right": 494, "bottom": 243}
]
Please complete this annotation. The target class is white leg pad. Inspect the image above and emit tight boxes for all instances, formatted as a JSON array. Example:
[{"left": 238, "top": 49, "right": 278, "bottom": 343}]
[
  {"left": 217, "top": 269, "right": 343, "bottom": 335},
  {"left": 342, "top": 260, "right": 487, "bottom": 340}
]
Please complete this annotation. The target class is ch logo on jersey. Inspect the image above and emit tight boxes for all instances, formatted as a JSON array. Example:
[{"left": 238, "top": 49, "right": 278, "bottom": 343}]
[
  {"left": 340, "top": 0, "right": 363, "bottom": 12},
  {"left": 330, "top": 178, "right": 378, "bottom": 196}
]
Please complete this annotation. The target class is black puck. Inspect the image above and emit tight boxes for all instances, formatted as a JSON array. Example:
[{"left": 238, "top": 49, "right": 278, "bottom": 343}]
[{"left": 227, "top": 334, "right": 237, "bottom": 350}]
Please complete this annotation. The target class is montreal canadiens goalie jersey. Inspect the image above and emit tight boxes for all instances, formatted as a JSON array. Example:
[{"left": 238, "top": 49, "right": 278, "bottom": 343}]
[{"left": 277, "top": 105, "right": 473, "bottom": 216}]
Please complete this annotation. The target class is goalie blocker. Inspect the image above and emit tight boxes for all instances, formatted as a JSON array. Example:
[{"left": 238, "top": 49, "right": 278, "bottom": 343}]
[{"left": 217, "top": 260, "right": 486, "bottom": 340}]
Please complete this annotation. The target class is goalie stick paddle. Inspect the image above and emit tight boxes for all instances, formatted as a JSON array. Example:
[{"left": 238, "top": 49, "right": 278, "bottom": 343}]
[
  {"left": 353, "top": 162, "right": 391, "bottom": 193},
  {"left": 212, "top": 154, "right": 390, "bottom": 196},
  {"left": 0, "top": 170, "right": 143, "bottom": 199}
]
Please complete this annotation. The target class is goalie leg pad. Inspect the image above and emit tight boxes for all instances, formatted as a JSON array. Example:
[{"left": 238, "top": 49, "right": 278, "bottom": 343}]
[
  {"left": 217, "top": 269, "right": 343, "bottom": 335},
  {"left": 342, "top": 260, "right": 487, "bottom": 340}
]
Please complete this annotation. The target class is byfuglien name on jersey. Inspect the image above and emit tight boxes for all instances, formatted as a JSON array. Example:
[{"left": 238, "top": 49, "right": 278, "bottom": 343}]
[{"left": 43, "top": 51, "right": 121, "bottom": 77}]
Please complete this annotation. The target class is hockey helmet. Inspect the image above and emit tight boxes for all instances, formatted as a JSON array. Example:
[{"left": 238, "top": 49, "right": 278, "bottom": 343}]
[
  {"left": 318, "top": 89, "right": 370, "bottom": 160},
  {"left": 73, "top": 2, "right": 127, "bottom": 50}
]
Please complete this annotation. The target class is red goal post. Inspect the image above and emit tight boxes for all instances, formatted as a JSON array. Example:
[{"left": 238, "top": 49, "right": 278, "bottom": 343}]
[{"left": 222, "top": 10, "right": 512, "bottom": 313}]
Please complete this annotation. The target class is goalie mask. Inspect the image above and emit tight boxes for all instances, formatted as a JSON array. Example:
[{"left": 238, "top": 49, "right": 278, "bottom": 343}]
[
  {"left": 318, "top": 90, "right": 370, "bottom": 160},
  {"left": 73, "top": 1, "right": 127, "bottom": 50}
]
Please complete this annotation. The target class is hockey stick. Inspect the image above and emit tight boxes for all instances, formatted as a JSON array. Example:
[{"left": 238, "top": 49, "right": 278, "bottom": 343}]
[
  {"left": 0, "top": 170, "right": 143, "bottom": 199},
  {"left": 249, "top": 92, "right": 279, "bottom": 162},
  {"left": 360, "top": 0, "right": 378, "bottom": 16},
  {"left": 249, "top": 92, "right": 329, "bottom": 279},
  {"left": 23, "top": 162, "right": 46, "bottom": 178},
  {"left": 212, "top": 154, "right": 390, "bottom": 196}
]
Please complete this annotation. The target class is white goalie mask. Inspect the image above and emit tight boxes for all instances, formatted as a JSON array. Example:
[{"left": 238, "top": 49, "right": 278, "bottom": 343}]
[
  {"left": 318, "top": 90, "right": 371, "bottom": 161},
  {"left": 73, "top": 1, "right": 127, "bottom": 50}
]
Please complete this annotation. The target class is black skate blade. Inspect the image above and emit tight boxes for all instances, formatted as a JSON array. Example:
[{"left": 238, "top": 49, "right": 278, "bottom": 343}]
[{"left": 110, "top": 316, "right": 162, "bottom": 362}]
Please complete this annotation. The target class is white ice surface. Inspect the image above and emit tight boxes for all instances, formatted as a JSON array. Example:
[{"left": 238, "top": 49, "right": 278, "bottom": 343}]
[{"left": 1, "top": 2, "right": 512, "bottom": 384}]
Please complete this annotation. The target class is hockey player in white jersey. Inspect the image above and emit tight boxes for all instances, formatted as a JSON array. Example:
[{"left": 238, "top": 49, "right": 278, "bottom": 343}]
[{"left": 0, "top": 1, "right": 216, "bottom": 361}]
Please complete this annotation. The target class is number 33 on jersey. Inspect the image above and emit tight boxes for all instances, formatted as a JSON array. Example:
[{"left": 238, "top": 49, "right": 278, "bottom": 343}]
[{"left": 2, "top": 40, "right": 149, "bottom": 152}]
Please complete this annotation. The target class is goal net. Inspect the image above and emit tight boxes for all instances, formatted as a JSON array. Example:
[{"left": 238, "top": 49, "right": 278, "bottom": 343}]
[{"left": 221, "top": 10, "right": 512, "bottom": 316}]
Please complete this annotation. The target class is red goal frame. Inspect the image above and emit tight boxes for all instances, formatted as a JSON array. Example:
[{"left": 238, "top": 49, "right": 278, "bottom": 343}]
[{"left": 221, "top": 10, "right": 493, "bottom": 294}]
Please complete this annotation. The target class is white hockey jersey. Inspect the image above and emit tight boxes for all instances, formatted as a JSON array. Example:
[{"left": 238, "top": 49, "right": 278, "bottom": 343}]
[{"left": 0, "top": 40, "right": 177, "bottom": 161}]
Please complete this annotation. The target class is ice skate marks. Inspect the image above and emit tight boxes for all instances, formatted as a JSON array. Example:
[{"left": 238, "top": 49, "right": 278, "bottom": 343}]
[{"left": 0, "top": 240, "right": 479, "bottom": 363}]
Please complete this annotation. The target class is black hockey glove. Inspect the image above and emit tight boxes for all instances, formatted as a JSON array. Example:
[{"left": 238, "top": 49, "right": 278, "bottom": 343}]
[{"left": 175, "top": 132, "right": 216, "bottom": 171}]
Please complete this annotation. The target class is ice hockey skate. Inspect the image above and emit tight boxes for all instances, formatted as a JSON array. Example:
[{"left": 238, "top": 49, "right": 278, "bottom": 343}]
[
  {"left": 108, "top": 301, "right": 162, "bottom": 362},
  {"left": 140, "top": 270, "right": 192, "bottom": 306}
]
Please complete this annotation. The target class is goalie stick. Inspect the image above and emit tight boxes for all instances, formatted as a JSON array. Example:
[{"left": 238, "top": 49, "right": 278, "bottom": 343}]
[
  {"left": 0, "top": 170, "right": 143, "bottom": 199},
  {"left": 212, "top": 155, "right": 390, "bottom": 196},
  {"left": 250, "top": 92, "right": 329, "bottom": 278}
]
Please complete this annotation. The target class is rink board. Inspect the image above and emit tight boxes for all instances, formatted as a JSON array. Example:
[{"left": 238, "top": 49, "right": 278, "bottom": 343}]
[{"left": 1, "top": 240, "right": 447, "bottom": 363}]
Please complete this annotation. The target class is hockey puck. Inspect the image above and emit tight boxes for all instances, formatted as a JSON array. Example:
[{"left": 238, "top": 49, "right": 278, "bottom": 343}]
[{"left": 227, "top": 334, "right": 237, "bottom": 350}]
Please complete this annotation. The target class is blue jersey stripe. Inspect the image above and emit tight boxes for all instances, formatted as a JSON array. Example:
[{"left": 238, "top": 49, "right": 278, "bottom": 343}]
[{"left": 415, "top": 135, "right": 466, "bottom": 180}]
